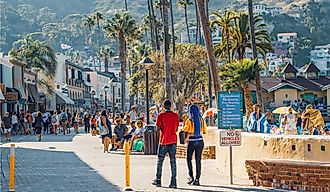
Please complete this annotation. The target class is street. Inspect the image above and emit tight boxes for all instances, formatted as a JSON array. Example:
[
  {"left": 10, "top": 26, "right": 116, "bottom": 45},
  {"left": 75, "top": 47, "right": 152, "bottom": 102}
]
[{"left": 1, "top": 130, "right": 283, "bottom": 192}]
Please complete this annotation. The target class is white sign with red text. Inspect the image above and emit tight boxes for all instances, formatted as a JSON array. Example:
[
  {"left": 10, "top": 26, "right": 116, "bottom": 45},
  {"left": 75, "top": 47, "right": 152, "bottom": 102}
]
[{"left": 220, "top": 130, "right": 241, "bottom": 146}]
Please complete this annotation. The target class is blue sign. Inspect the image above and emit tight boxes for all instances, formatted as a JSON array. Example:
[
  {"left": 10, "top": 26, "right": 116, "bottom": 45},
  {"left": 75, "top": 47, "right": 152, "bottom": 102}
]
[{"left": 218, "top": 91, "right": 243, "bottom": 129}]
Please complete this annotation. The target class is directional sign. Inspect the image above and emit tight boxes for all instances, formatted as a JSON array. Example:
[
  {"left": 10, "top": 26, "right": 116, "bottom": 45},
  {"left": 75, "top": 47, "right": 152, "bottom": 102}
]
[
  {"left": 218, "top": 91, "right": 243, "bottom": 129},
  {"left": 220, "top": 130, "right": 242, "bottom": 146}
]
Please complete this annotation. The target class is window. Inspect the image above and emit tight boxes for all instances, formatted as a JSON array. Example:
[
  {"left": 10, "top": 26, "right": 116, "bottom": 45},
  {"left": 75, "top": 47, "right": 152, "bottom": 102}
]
[
  {"left": 87, "top": 74, "right": 91, "bottom": 82},
  {"left": 327, "top": 61, "right": 330, "bottom": 69},
  {"left": 78, "top": 71, "right": 82, "bottom": 80},
  {"left": 71, "top": 69, "right": 75, "bottom": 78}
]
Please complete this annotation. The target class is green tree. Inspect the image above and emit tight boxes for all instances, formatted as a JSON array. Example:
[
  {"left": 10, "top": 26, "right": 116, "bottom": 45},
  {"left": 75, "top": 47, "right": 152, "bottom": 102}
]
[
  {"left": 104, "top": 12, "right": 138, "bottom": 112},
  {"left": 99, "top": 45, "right": 115, "bottom": 72},
  {"left": 220, "top": 59, "right": 260, "bottom": 117}
]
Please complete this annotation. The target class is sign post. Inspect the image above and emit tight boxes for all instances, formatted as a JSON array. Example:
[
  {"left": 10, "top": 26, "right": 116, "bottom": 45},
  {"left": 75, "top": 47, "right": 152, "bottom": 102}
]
[{"left": 218, "top": 91, "right": 243, "bottom": 185}]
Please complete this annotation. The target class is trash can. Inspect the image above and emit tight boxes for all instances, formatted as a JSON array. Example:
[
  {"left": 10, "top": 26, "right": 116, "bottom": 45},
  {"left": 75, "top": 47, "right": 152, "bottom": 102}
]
[{"left": 143, "top": 125, "right": 159, "bottom": 155}]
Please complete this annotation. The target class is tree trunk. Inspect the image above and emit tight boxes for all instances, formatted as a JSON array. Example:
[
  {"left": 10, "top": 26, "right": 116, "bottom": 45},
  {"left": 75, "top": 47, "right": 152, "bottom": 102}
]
[
  {"left": 162, "top": 0, "right": 173, "bottom": 100},
  {"left": 125, "top": 0, "right": 128, "bottom": 11},
  {"left": 148, "top": 0, "right": 156, "bottom": 50},
  {"left": 184, "top": 4, "right": 191, "bottom": 43},
  {"left": 226, "top": 29, "right": 231, "bottom": 63},
  {"left": 150, "top": 0, "right": 160, "bottom": 50},
  {"left": 169, "top": 0, "right": 175, "bottom": 57},
  {"left": 194, "top": 0, "right": 200, "bottom": 45},
  {"left": 196, "top": 0, "right": 220, "bottom": 97},
  {"left": 119, "top": 33, "right": 126, "bottom": 112},
  {"left": 208, "top": 65, "right": 212, "bottom": 108},
  {"left": 243, "top": 85, "right": 253, "bottom": 119},
  {"left": 248, "top": 0, "right": 263, "bottom": 110}
]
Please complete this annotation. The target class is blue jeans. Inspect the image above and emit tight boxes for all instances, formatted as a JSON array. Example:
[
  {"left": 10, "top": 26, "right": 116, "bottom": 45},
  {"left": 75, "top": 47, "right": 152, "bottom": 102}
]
[{"left": 156, "top": 144, "right": 177, "bottom": 183}]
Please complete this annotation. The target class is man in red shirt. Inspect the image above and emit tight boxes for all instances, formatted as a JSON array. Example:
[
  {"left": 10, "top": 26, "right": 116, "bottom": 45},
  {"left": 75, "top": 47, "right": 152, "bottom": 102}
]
[{"left": 152, "top": 99, "right": 179, "bottom": 188}]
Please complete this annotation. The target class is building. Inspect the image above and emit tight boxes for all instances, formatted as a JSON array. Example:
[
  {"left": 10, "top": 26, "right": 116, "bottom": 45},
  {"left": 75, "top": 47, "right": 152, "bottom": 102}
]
[
  {"left": 276, "top": 32, "right": 297, "bottom": 49},
  {"left": 310, "top": 44, "right": 330, "bottom": 76},
  {"left": 24, "top": 68, "right": 42, "bottom": 112},
  {"left": 272, "top": 41, "right": 290, "bottom": 56},
  {"left": 180, "top": 26, "right": 222, "bottom": 45},
  {"left": 252, "top": 3, "right": 284, "bottom": 16},
  {"left": 250, "top": 63, "right": 330, "bottom": 109}
]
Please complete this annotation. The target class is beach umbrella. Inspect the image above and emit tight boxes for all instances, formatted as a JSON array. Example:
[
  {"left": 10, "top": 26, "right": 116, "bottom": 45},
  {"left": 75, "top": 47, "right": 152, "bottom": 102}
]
[{"left": 272, "top": 106, "right": 297, "bottom": 114}]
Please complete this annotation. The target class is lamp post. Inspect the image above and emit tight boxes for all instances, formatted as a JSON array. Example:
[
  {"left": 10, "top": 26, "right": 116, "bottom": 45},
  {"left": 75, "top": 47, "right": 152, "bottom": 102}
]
[
  {"left": 90, "top": 89, "right": 96, "bottom": 113},
  {"left": 109, "top": 79, "right": 117, "bottom": 121},
  {"left": 103, "top": 85, "right": 109, "bottom": 110},
  {"left": 139, "top": 57, "right": 155, "bottom": 125},
  {"left": 100, "top": 93, "right": 103, "bottom": 109}
]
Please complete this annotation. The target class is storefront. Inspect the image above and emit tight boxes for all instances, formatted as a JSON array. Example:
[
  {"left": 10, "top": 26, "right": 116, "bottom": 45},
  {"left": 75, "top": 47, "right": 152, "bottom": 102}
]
[
  {"left": 3, "top": 87, "right": 21, "bottom": 114},
  {"left": 55, "top": 90, "right": 74, "bottom": 111},
  {"left": 27, "top": 83, "right": 41, "bottom": 112}
]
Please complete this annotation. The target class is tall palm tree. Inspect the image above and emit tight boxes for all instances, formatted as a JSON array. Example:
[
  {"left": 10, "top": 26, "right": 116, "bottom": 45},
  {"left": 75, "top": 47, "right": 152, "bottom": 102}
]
[
  {"left": 210, "top": 10, "right": 235, "bottom": 63},
  {"left": 178, "top": 0, "right": 193, "bottom": 43},
  {"left": 83, "top": 15, "right": 96, "bottom": 70},
  {"left": 220, "top": 59, "right": 260, "bottom": 118},
  {"left": 248, "top": 0, "right": 263, "bottom": 109},
  {"left": 169, "top": 0, "right": 175, "bottom": 57},
  {"left": 125, "top": 0, "right": 128, "bottom": 11},
  {"left": 99, "top": 45, "right": 115, "bottom": 72},
  {"left": 162, "top": 0, "right": 173, "bottom": 100},
  {"left": 93, "top": 12, "right": 103, "bottom": 30},
  {"left": 150, "top": 0, "right": 160, "bottom": 50},
  {"left": 104, "top": 12, "right": 138, "bottom": 112},
  {"left": 195, "top": 0, "right": 220, "bottom": 95},
  {"left": 194, "top": 0, "right": 200, "bottom": 45}
]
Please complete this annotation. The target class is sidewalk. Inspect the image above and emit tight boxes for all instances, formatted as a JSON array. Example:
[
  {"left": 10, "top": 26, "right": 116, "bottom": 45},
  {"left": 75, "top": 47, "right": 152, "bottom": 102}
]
[{"left": 1, "top": 132, "right": 284, "bottom": 191}]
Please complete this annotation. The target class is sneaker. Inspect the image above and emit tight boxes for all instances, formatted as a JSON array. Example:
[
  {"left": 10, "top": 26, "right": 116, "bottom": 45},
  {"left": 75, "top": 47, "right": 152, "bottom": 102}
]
[
  {"left": 152, "top": 179, "right": 161, "bottom": 187},
  {"left": 187, "top": 177, "right": 194, "bottom": 185},
  {"left": 169, "top": 182, "right": 177, "bottom": 189},
  {"left": 193, "top": 178, "right": 200, "bottom": 186}
]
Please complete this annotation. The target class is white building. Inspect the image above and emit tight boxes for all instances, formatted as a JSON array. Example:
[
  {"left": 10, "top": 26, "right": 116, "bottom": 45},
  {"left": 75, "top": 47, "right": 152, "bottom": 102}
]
[
  {"left": 310, "top": 44, "right": 330, "bottom": 76},
  {"left": 252, "top": 3, "right": 284, "bottom": 16},
  {"left": 277, "top": 32, "right": 297, "bottom": 49},
  {"left": 181, "top": 26, "right": 222, "bottom": 45}
]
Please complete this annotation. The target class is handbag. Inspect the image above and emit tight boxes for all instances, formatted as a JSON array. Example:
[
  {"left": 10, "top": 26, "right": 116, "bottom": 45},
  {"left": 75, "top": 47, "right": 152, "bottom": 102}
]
[{"left": 179, "top": 130, "right": 186, "bottom": 144}]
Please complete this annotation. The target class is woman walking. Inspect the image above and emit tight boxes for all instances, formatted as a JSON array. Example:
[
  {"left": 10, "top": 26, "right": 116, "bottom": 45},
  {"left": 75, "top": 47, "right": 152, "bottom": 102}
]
[
  {"left": 183, "top": 105, "right": 207, "bottom": 186},
  {"left": 35, "top": 112, "right": 44, "bottom": 141},
  {"left": 100, "top": 110, "right": 112, "bottom": 153},
  {"left": 73, "top": 112, "right": 79, "bottom": 134},
  {"left": 3, "top": 112, "right": 12, "bottom": 141},
  {"left": 51, "top": 111, "right": 59, "bottom": 135}
]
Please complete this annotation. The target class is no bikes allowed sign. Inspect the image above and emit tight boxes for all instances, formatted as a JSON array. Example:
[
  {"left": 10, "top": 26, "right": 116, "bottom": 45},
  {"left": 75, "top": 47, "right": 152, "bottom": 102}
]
[{"left": 220, "top": 130, "right": 241, "bottom": 146}]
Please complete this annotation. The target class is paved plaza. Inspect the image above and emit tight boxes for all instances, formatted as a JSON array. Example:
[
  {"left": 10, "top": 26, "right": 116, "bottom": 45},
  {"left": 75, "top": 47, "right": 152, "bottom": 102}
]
[{"left": 1, "top": 131, "right": 284, "bottom": 192}]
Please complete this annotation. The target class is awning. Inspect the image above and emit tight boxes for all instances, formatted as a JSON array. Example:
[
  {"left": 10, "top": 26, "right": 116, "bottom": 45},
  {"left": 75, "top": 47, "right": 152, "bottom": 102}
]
[
  {"left": 55, "top": 90, "right": 75, "bottom": 105},
  {"left": 27, "top": 84, "right": 41, "bottom": 103},
  {"left": 0, "top": 89, "right": 5, "bottom": 101}
]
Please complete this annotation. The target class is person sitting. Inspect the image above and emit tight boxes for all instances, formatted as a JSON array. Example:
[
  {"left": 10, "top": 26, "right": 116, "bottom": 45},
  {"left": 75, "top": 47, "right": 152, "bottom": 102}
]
[
  {"left": 132, "top": 120, "right": 145, "bottom": 152},
  {"left": 111, "top": 118, "right": 127, "bottom": 151}
]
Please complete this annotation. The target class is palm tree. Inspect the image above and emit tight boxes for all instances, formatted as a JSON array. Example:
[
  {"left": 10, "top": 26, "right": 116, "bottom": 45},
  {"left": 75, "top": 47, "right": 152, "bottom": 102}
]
[
  {"left": 195, "top": 0, "right": 220, "bottom": 95},
  {"left": 83, "top": 15, "right": 96, "bottom": 70},
  {"left": 220, "top": 59, "right": 260, "bottom": 118},
  {"left": 10, "top": 35, "right": 57, "bottom": 77},
  {"left": 125, "top": 0, "right": 128, "bottom": 11},
  {"left": 150, "top": 0, "right": 160, "bottom": 50},
  {"left": 99, "top": 45, "right": 115, "bottom": 72},
  {"left": 93, "top": 12, "right": 103, "bottom": 30},
  {"left": 178, "top": 0, "right": 193, "bottom": 43},
  {"left": 210, "top": 10, "right": 235, "bottom": 63},
  {"left": 169, "top": 0, "right": 175, "bottom": 57},
  {"left": 162, "top": 0, "right": 173, "bottom": 100},
  {"left": 104, "top": 12, "right": 138, "bottom": 112},
  {"left": 248, "top": 0, "right": 263, "bottom": 109}
]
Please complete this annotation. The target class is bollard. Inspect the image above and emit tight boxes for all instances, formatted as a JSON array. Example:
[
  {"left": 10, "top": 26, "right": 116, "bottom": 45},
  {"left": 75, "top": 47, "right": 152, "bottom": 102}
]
[
  {"left": 123, "top": 141, "right": 133, "bottom": 191},
  {"left": 9, "top": 144, "right": 15, "bottom": 192}
]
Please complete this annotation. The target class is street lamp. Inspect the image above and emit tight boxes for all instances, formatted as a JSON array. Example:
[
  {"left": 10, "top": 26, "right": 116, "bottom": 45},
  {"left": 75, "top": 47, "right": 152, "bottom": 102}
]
[
  {"left": 90, "top": 89, "right": 96, "bottom": 112},
  {"left": 109, "top": 78, "right": 117, "bottom": 121},
  {"left": 103, "top": 85, "right": 109, "bottom": 110},
  {"left": 139, "top": 57, "right": 155, "bottom": 125}
]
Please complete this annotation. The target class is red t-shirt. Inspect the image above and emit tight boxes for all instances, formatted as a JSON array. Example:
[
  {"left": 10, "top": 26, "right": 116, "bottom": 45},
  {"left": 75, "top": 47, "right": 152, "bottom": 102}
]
[{"left": 156, "top": 111, "right": 179, "bottom": 145}]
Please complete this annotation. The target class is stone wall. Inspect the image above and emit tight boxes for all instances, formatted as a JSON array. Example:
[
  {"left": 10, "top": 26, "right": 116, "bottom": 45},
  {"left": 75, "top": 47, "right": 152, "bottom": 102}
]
[
  {"left": 246, "top": 160, "right": 330, "bottom": 191},
  {"left": 216, "top": 131, "right": 330, "bottom": 181}
]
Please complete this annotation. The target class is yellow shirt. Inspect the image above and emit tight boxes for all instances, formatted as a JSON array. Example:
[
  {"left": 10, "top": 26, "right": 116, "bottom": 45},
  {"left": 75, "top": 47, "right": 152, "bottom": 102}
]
[{"left": 183, "top": 118, "right": 207, "bottom": 135}]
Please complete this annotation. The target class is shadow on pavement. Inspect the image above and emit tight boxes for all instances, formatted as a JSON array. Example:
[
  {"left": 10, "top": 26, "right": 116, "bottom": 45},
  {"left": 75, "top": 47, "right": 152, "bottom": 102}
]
[
  {"left": 1, "top": 147, "right": 121, "bottom": 192},
  {"left": 0, "top": 132, "right": 83, "bottom": 144}
]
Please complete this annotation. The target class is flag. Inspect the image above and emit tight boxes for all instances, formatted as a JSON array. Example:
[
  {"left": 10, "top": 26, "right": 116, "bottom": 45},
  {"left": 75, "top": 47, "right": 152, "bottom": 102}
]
[{"left": 61, "top": 43, "right": 72, "bottom": 50}]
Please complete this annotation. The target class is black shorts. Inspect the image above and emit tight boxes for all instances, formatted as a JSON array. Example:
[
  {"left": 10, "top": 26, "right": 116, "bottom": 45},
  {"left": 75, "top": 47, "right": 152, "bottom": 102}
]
[{"left": 36, "top": 127, "right": 42, "bottom": 134}]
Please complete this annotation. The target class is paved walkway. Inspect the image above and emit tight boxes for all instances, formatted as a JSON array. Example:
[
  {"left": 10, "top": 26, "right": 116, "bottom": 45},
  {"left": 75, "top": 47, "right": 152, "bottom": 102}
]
[{"left": 1, "top": 131, "right": 284, "bottom": 191}]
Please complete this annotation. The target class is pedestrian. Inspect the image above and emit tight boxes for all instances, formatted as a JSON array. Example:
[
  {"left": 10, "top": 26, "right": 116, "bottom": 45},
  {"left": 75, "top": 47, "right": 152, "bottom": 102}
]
[
  {"left": 3, "top": 112, "right": 12, "bottom": 141},
  {"left": 90, "top": 115, "right": 97, "bottom": 136},
  {"left": 26, "top": 111, "right": 33, "bottom": 134},
  {"left": 59, "top": 109, "right": 68, "bottom": 135},
  {"left": 18, "top": 110, "right": 25, "bottom": 134},
  {"left": 83, "top": 112, "right": 91, "bottom": 133},
  {"left": 183, "top": 104, "right": 207, "bottom": 186},
  {"left": 35, "top": 112, "right": 43, "bottom": 141},
  {"left": 12, "top": 112, "right": 18, "bottom": 135},
  {"left": 130, "top": 107, "right": 137, "bottom": 123},
  {"left": 51, "top": 111, "right": 58, "bottom": 135},
  {"left": 66, "top": 109, "right": 72, "bottom": 134},
  {"left": 247, "top": 104, "right": 270, "bottom": 133},
  {"left": 100, "top": 109, "right": 112, "bottom": 153},
  {"left": 284, "top": 108, "right": 297, "bottom": 135},
  {"left": 152, "top": 100, "right": 179, "bottom": 188},
  {"left": 111, "top": 118, "right": 127, "bottom": 151},
  {"left": 32, "top": 111, "right": 37, "bottom": 134},
  {"left": 42, "top": 112, "right": 50, "bottom": 134},
  {"left": 73, "top": 112, "right": 79, "bottom": 134}
]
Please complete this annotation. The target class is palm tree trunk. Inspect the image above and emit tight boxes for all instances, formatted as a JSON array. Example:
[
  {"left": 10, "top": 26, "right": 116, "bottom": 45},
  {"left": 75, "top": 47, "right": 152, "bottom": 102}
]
[
  {"left": 196, "top": 0, "right": 220, "bottom": 95},
  {"left": 169, "top": 0, "right": 175, "bottom": 57},
  {"left": 162, "top": 0, "right": 173, "bottom": 100},
  {"left": 119, "top": 33, "right": 126, "bottom": 112},
  {"left": 148, "top": 0, "right": 156, "bottom": 50},
  {"left": 104, "top": 57, "right": 109, "bottom": 72},
  {"left": 243, "top": 85, "right": 253, "bottom": 119},
  {"left": 194, "top": 0, "right": 200, "bottom": 45},
  {"left": 151, "top": 0, "right": 160, "bottom": 50},
  {"left": 207, "top": 65, "right": 212, "bottom": 108},
  {"left": 125, "top": 0, "right": 128, "bottom": 11},
  {"left": 184, "top": 4, "right": 191, "bottom": 43},
  {"left": 248, "top": 0, "right": 263, "bottom": 110},
  {"left": 226, "top": 29, "right": 231, "bottom": 63}
]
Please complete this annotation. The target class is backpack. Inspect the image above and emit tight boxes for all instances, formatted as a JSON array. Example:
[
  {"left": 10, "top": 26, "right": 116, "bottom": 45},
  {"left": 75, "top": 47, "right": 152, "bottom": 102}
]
[
  {"left": 60, "top": 113, "right": 67, "bottom": 121},
  {"left": 51, "top": 115, "right": 57, "bottom": 123}
]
